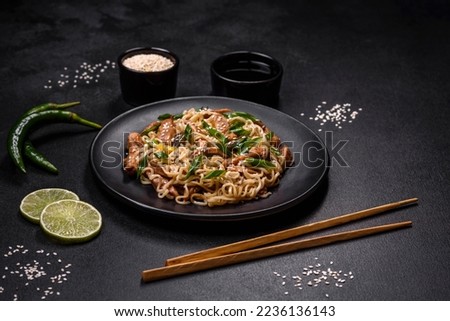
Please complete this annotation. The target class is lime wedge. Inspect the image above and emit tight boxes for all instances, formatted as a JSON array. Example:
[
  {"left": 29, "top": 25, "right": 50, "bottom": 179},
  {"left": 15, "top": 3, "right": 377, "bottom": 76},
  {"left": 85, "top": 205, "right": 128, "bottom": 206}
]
[
  {"left": 40, "top": 200, "right": 102, "bottom": 244},
  {"left": 20, "top": 188, "right": 79, "bottom": 224}
]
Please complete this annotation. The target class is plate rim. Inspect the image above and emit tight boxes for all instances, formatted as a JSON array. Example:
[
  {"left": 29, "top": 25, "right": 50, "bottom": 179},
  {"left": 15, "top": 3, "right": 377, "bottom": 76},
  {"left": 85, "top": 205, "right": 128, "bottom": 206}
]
[{"left": 89, "top": 96, "right": 329, "bottom": 221}]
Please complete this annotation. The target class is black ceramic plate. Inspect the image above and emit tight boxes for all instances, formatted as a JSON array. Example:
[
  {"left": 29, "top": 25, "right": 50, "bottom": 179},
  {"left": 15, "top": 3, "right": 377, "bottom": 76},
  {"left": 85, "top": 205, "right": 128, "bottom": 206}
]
[{"left": 90, "top": 96, "right": 328, "bottom": 221}]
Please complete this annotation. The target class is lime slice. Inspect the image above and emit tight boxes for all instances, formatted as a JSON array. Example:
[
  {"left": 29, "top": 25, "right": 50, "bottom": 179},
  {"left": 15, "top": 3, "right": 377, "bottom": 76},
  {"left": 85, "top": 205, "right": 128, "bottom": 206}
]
[
  {"left": 40, "top": 200, "right": 102, "bottom": 244},
  {"left": 20, "top": 188, "right": 79, "bottom": 224}
]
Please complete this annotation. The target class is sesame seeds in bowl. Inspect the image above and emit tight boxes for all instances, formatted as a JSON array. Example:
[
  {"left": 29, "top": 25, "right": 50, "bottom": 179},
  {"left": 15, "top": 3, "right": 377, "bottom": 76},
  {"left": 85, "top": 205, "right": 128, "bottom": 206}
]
[
  {"left": 118, "top": 47, "right": 179, "bottom": 106},
  {"left": 122, "top": 53, "right": 175, "bottom": 73}
]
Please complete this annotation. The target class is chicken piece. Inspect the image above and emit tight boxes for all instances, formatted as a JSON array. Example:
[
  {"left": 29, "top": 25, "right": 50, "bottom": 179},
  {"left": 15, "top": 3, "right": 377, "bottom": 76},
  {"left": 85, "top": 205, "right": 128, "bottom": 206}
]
[
  {"left": 204, "top": 146, "right": 227, "bottom": 158},
  {"left": 123, "top": 132, "right": 144, "bottom": 176},
  {"left": 208, "top": 113, "right": 229, "bottom": 133},
  {"left": 279, "top": 144, "right": 294, "bottom": 167},
  {"left": 211, "top": 108, "right": 232, "bottom": 114},
  {"left": 248, "top": 145, "right": 270, "bottom": 159},
  {"left": 269, "top": 133, "right": 281, "bottom": 147},
  {"left": 157, "top": 117, "right": 176, "bottom": 144}
]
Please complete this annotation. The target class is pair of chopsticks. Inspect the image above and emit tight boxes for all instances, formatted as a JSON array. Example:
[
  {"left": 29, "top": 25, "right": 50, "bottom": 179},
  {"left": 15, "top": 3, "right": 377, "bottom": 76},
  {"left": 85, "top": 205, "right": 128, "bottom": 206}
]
[{"left": 141, "top": 198, "right": 418, "bottom": 283}]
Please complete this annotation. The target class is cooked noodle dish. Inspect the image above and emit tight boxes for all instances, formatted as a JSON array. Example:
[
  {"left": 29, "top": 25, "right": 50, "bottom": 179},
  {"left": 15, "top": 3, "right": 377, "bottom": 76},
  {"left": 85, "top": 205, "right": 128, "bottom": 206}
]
[{"left": 123, "top": 107, "right": 294, "bottom": 207}]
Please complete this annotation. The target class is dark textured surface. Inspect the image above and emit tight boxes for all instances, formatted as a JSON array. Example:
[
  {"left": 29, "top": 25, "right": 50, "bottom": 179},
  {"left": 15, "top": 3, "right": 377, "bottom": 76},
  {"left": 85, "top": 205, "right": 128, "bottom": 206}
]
[{"left": 0, "top": 0, "right": 449, "bottom": 300}]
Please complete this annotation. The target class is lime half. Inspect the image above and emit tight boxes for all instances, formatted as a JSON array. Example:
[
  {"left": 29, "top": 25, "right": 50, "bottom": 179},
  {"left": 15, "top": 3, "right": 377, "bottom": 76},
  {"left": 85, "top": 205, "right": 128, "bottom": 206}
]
[
  {"left": 40, "top": 200, "right": 102, "bottom": 244},
  {"left": 20, "top": 188, "right": 79, "bottom": 224}
]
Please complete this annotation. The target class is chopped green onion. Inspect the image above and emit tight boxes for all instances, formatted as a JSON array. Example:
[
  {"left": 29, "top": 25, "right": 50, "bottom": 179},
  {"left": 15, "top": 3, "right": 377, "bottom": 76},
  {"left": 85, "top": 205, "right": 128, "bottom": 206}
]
[
  {"left": 230, "top": 121, "right": 250, "bottom": 137},
  {"left": 186, "top": 155, "right": 203, "bottom": 178},
  {"left": 136, "top": 154, "right": 147, "bottom": 178},
  {"left": 244, "top": 157, "right": 276, "bottom": 169},
  {"left": 226, "top": 111, "right": 258, "bottom": 122},
  {"left": 202, "top": 120, "right": 226, "bottom": 142},
  {"left": 230, "top": 121, "right": 245, "bottom": 130},
  {"left": 201, "top": 120, "right": 233, "bottom": 155},
  {"left": 270, "top": 146, "right": 281, "bottom": 156},
  {"left": 184, "top": 124, "right": 192, "bottom": 143},
  {"left": 158, "top": 113, "right": 183, "bottom": 121},
  {"left": 141, "top": 123, "right": 160, "bottom": 135},
  {"left": 157, "top": 113, "right": 172, "bottom": 120},
  {"left": 149, "top": 139, "right": 160, "bottom": 147},
  {"left": 265, "top": 131, "right": 274, "bottom": 141},
  {"left": 204, "top": 169, "right": 226, "bottom": 179},
  {"left": 154, "top": 151, "right": 168, "bottom": 159},
  {"left": 236, "top": 137, "right": 261, "bottom": 154}
]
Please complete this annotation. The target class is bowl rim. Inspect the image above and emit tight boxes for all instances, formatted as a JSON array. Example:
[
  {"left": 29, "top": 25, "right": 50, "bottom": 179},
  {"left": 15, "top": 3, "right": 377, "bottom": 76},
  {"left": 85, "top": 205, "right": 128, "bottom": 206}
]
[
  {"left": 210, "top": 50, "right": 283, "bottom": 84},
  {"left": 118, "top": 46, "right": 179, "bottom": 74}
]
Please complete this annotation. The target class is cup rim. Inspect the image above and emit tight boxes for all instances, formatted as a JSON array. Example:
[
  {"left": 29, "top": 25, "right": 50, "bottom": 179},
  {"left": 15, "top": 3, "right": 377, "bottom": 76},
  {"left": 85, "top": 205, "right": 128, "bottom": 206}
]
[
  {"left": 118, "top": 47, "right": 179, "bottom": 74},
  {"left": 211, "top": 51, "right": 283, "bottom": 84}
]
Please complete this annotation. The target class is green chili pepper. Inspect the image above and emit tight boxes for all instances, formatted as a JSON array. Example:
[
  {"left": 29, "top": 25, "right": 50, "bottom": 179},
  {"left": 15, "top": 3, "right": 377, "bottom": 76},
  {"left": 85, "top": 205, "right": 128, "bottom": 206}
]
[
  {"left": 20, "top": 101, "right": 80, "bottom": 174},
  {"left": 7, "top": 110, "right": 102, "bottom": 173},
  {"left": 244, "top": 157, "right": 276, "bottom": 169},
  {"left": 204, "top": 169, "right": 225, "bottom": 179},
  {"left": 23, "top": 140, "right": 59, "bottom": 174},
  {"left": 22, "top": 101, "right": 80, "bottom": 117}
]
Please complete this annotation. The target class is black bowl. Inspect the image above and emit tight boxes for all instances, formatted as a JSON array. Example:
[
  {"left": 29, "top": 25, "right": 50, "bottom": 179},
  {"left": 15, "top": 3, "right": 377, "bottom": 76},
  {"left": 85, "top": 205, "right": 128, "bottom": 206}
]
[
  {"left": 210, "top": 51, "right": 283, "bottom": 107},
  {"left": 118, "top": 47, "right": 179, "bottom": 106}
]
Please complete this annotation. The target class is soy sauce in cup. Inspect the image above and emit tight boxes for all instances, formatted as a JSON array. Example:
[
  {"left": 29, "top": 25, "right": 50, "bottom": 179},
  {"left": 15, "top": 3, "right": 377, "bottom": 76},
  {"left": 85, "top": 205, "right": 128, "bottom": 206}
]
[{"left": 211, "top": 51, "right": 283, "bottom": 107}]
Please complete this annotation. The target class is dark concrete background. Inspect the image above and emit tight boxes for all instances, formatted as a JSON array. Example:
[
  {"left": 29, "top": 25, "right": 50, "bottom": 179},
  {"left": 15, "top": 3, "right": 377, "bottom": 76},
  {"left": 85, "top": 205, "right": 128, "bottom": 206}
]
[{"left": 0, "top": 0, "right": 449, "bottom": 300}]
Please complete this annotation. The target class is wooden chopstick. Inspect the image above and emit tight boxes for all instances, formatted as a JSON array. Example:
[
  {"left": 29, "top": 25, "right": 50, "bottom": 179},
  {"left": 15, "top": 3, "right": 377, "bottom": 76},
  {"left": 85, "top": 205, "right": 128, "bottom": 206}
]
[
  {"left": 165, "top": 198, "right": 418, "bottom": 266},
  {"left": 142, "top": 220, "right": 412, "bottom": 282}
]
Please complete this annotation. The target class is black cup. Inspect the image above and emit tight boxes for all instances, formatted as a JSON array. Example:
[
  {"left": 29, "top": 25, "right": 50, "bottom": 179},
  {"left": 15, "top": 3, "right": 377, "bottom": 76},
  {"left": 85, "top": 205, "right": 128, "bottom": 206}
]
[
  {"left": 118, "top": 47, "right": 179, "bottom": 106},
  {"left": 210, "top": 51, "right": 283, "bottom": 107}
]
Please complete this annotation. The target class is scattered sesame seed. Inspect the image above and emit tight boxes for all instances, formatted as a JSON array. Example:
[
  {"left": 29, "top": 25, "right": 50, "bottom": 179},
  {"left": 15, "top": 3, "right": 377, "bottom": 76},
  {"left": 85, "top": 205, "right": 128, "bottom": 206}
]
[
  {"left": 303, "top": 101, "right": 362, "bottom": 132},
  {"left": 1, "top": 245, "right": 72, "bottom": 300},
  {"left": 44, "top": 59, "right": 116, "bottom": 90},
  {"left": 272, "top": 258, "right": 354, "bottom": 297}
]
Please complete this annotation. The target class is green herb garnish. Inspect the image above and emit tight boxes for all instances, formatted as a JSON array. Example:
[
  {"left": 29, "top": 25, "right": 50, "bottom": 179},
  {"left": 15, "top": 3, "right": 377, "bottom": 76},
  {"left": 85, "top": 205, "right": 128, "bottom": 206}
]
[
  {"left": 184, "top": 124, "right": 193, "bottom": 144},
  {"left": 141, "top": 123, "right": 160, "bottom": 136},
  {"left": 265, "top": 131, "right": 274, "bottom": 141},
  {"left": 244, "top": 157, "right": 276, "bottom": 169},
  {"left": 157, "top": 113, "right": 172, "bottom": 120},
  {"left": 202, "top": 120, "right": 230, "bottom": 155},
  {"left": 202, "top": 120, "right": 227, "bottom": 142},
  {"left": 226, "top": 111, "right": 258, "bottom": 122},
  {"left": 204, "top": 169, "right": 226, "bottom": 179},
  {"left": 186, "top": 155, "right": 203, "bottom": 178},
  {"left": 270, "top": 146, "right": 281, "bottom": 156},
  {"left": 157, "top": 113, "right": 183, "bottom": 121},
  {"left": 236, "top": 137, "right": 261, "bottom": 154},
  {"left": 136, "top": 154, "right": 147, "bottom": 178},
  {"left": 230, "top": 121, "right": 250, "bottom": 137},
  {"left": 154, "top": 151, "right": 168, "bottom": 159}
]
